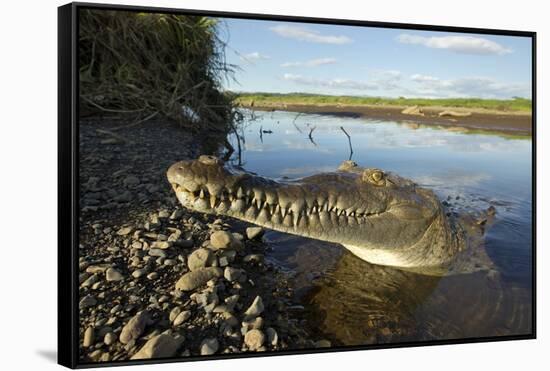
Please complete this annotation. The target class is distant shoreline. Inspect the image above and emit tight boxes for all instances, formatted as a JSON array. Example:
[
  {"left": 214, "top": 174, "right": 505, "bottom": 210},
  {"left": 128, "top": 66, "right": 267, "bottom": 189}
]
[{"left": 243, "top": 103, "right": 532, "bottom": 137}]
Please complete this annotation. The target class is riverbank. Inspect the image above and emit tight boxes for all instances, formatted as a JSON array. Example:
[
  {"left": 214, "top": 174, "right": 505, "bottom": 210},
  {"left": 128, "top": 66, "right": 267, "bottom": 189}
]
[
  {"left": 78, "top": 118, "right": 328, "bottom": 363},
  {"left": 243, "top": 103, "right": 532, "bottom": 136}
]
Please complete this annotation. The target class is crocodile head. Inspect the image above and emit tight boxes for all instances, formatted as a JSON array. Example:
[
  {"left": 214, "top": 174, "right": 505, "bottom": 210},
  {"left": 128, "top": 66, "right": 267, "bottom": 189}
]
[{"left": 167, "top": 155, "right": 464, "bottom": 270}]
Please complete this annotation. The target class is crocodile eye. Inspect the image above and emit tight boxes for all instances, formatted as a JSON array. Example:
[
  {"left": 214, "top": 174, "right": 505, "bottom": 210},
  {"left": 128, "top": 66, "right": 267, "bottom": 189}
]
[
  {"left": 372, "top": 170, "right": 383, "bottom": 182},
  {"left": 362, "top": 169, "right": 386, "bottom": 186}
]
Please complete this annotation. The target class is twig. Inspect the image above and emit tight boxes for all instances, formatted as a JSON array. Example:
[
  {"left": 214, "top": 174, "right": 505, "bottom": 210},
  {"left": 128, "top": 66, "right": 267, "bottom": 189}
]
[
  {"left": 95, "top": 129, "right": 134, "bottom": 144},
  {"left": 80, "top": 95, "right": 145, "bottom": 113},
  {"left": 308, "top": 126, "right": 317, "bottom": 146},
  {"left": 259, "top": 126, "right": 263, "bottom": 143},
  {"left": 292, "top": 112, "right": 303, "bottom": 124},
  {"left": 340, "top": 126, "right": 354, "bottom": 160},
  {"left": 293, "top": 122, "right": 303, "bottom": 134}
]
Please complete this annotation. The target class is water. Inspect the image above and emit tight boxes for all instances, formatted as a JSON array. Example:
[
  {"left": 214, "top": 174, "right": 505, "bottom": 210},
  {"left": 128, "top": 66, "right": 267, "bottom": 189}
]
[{"left": 228, "top": 110, "right": 533, "bottom": 345}]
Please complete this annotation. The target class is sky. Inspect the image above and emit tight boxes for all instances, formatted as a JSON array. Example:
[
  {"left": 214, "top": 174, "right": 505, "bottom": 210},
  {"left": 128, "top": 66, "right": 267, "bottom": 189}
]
[{"left": 218, "top": 18, "right": 532, "bottom": 99}]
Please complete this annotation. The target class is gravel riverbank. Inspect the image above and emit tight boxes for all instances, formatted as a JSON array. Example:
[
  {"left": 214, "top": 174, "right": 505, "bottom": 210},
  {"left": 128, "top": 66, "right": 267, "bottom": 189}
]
[{"left": 78, "top": 118, "right": 328, "bottom": 363}]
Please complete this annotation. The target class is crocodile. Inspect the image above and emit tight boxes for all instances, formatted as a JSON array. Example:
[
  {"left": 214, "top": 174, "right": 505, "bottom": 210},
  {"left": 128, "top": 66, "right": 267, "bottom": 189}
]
[{"left": 167, "top": 155, "right": 494, "bottom": 274}]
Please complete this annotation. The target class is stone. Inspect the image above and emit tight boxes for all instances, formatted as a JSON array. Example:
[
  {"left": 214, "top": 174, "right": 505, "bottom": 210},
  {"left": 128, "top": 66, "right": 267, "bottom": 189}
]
[
  {"left": 106, "top": 267, "right": 123, "bottom": 282},
  {"left": 173, "top": 311, "right": 191, "bottom": 326},
  {"left": 151, "top": 241, "right": 172, "bottom": 249},
  {"left": 79, "top": 295, "right": 97, "bottom": 309},
  {"left": 148, "top": 249, "right": 167, "bottom": 258},
  {"left": 81, "top": 274, "right": 99, "bottom": 287},
  {"left": 246, "top": 227, "right": 264, "bottom": 240},
  {"left": 119, "top": 311, "right": 149, "bottom": 344},
  {"left": 243, "top": 254, "right": 264, "bottom": 263},
  {"left": 104, "top": 332, "right": 117, "bottom": 346},
  {"left": 169, "top": 307, "right": 182, "bottom": 322},
  {"left": 200, "top": 338, "right": 219, "bottom": 355},
  {"left": 175, "top": 267, "right": 223, "bottom": 291},
  {"left": 224, "top": 267, "right": 244, "bottom": 282},
  {"left": 244, "top": 329, "right": 265, "bottom": 351},
  {"left": 116, "top": 226, "right": 133, "bottom": 236},
  {"left": 86, "top": 264, "right": 111, "bottom": 274},
  {"left": 210, "top": 231, "right": 234, "bottom": 249},
  {"left": 315, "top": 339, "right": 332, "bottom": 348},
  {"left": 132, "top": 268, "right": 147, "bottom": 278},
  {"left": 83, "top": 326, "right": 95, "bottom": 347},
  {"left": 123, "top": 175, "right": 140, "bottom": 188},
  {"left": 131, "top": 334, "right": 184, "bottom": 360},
  {"left": 244, "top": 296, "right": 264, "bottom": 318},
  {"left": 147, "top": 272, "right": 159, "bottom": 280},
  {"left": 266, "top": 327, "right": 278, "bottom": 346},
  {"left": 187, "top": 248, "right": 214, "bottom": 271}
]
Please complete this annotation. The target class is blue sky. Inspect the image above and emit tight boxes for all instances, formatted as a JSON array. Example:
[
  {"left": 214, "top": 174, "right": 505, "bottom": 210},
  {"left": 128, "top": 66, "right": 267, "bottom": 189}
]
[{"left": 218, "top": 18, "right": 532, "bottom": 99}]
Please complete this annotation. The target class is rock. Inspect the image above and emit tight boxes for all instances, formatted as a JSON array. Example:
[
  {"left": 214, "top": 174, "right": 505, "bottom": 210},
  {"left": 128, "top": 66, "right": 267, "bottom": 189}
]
[
  {"left": 173, "top": 310, "right": 191, "bottom": 326},
  {"left": 266, "top": 327, "right": 278, "bottom": 346},
  {"left": 244, "top": 329, "right": 265, "bottom": 351},
  {"left": 119, "top": 311, "right": 149, "bottom": 344},
  {"left": 438, "top": 110, "right": 472, "bottom": 117},
  {"left": 104, "top": 332, "right": 117, "bottom": 346},
  {"left": 224, "top": 267, "right": 244, "bottom": 282},
  {"left": 86, "top": 264, "right": 111, "bottom": 274},
  {"left": 170, "top": 209, "right": 183, "bottom": 220},
  {"left": 175, "top": 267, "right": 223, "bottom": 291},
  {"left": 151, "top": 241, "right": 172, "bottom": 249},
  {"left": 106, "top": 267, "right": 123, "bottom": 282},
  {"left": 148, "top": 249, "right": 167, "bottom": 258},
  {"left": 246, "top": 227, "right": 264, "bottom": 240},
  {"left": 244, "top": 296, "right": 264, "bottom": 318},
  {"left": 81, "top": 274, "right": 99, "bottom": 287},
  {"left": 210, "top": 231, "right": 235, "bottom": 249},
  {"left": 131, "top": 334, "right": 184, "bottom": 360},
  {"left": 83, "top": 326, "right": 95, "bottom": 347},
  {"left": 243, "top": 254, "right": 264, "bottom": 263},
  {"left": 314, "top": 339, "right": 332, "bottom": 348},
  {"left": 79, "top": 295, "right": 97, "bottom": 309},
  {"left": 187, "top": 248, "right": 214, "bottom": 271},
  {"left": 116, "top": 226, "right": 133, "bottom": 236},
  {"left": 200, "top": 338, "right": 219, "bottom": 355},
  {"left": 147, "top": 272, "right": 159, "bottom": 280},
  {"left": 169, "top": 307, "right": 182, "bottom": 322},
  {"left": 401, "top": 105, "right": 424, "bottom": 116},
  {"left": 123, "top": 175, "right": 140, "bottom": 188},
  {"left": 225, "top": 295, "right": 239, "bottom": 312},
  {"left": 132, "top": 268, "right": 147, "bottom": 279}
]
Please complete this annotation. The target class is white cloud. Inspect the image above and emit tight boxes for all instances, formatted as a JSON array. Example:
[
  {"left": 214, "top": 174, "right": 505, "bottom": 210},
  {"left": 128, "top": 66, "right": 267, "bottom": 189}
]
[
  {"left": 270, "top": 25, "right": 352, "bottom": 44},
  {"left": 409, "top": 74, "right": 530, "bottom": 98},
  {"left": 283, "top": 73, "right": 378, "bottom": 90},
  {"left": 397, "top": 34, "right": 513, "bottom": 55},
  {"left": 240, "top": 52, "right": 270, "bottom": 64},
  {"left": 281, "top": 57, "right": 337, "bottom": 68}
]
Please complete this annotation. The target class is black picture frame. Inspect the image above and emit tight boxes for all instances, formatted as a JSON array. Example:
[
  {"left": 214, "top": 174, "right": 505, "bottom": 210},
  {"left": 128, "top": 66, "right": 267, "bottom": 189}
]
[{"left": 58, "top": 2, "right": 537, "bottom": 368}]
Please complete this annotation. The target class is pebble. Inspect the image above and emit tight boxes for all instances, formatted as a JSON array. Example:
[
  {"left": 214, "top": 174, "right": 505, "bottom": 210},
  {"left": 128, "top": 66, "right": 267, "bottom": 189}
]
[
  {"left": 173, "top": 310, "right": 191, "bottom": 326},
  {"left": 132, "top": 268, "right": 147, "bottom": 278},
  {"left": 244, "top": 296, "right": 264, "bottom": 318},
  {"left": 119, "top": 311, "right": 149, "bottom": 344},
  {"left": 83, "top": 326, "right": 95, "bottom": 347},
  {"left": 200, "top": 338, "right": 219, "bottom": 355},
  {"left": 224, "top": 267, "right": 244, "bottom": 282},
  {"left": 210, "top": 231, "right": 234, "bottom": 249},
  {"left": 79, "top": 295, "right": 97, "bottom": 309},
  {"left": 104, "top": 332, "right": 117, "bottom": 346},
  {"left": 86, "top": 264, "right": 111, "bottom": 274},
  {"left": 314, "top": 339, "right": 332, "bottom": 348},
  {"left": 106, "top": 267, "right": 124, "bottom": 282},
  {"left": 266, "top": 327, "right": 278, "bottom": 346},
  {"left": 147, "top": 272, "right": 159, "bottom": 280},
  {"left": 169, "top": 307, "right": 182, "bottom": 322},
  {"left": 187, "top": 248, "right": 214, "bottom": 271},
  {"left": 151, "top": 241, "right": 172, "bottom": 249},
  {"left": 122, "top": 175, "right": 140, "bottom": 188},
  {"left": 130, "top": 334, "right": 184, "bottom": 360},
  {"left": 148, "top": 249, "right": 167, "bottom": 258},
  {"left": 175, "top": 267, "right": 223, "bottom": 291},
  {"left": 246, "top": 227, "right": 264, "bottom": 240},
  {"left": 244, "top": 329, "right": 265, "bottom": 351},
  {"left": 243, "top": 254, "right": 264, "bottom": 263},
  {"left": 116, "top": 226, "right": 133, "bottom": 236}
]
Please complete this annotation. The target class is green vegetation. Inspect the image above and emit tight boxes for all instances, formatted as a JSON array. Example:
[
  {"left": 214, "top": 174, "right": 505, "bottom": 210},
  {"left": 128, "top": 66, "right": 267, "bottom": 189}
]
[
  {"left": 235, "top": 93, "right": 532, "bottom": 113},
  {"left": 79, "top": 10, "right": 236, "bottom": 131}
]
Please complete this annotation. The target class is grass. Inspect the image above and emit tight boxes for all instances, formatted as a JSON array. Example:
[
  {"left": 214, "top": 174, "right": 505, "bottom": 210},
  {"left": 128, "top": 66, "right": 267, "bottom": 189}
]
[
  {"left": 79, "top": 10, "right": 237, "bottom": 131},
  {"left": 235, "top": 92, "right": 532, "bottom": 113}
]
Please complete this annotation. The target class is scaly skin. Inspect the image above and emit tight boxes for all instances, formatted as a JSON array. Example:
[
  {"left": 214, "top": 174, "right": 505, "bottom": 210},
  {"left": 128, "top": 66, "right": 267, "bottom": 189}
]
[{"left": 167, "top": 155, "right": 474, "bottom": 272}]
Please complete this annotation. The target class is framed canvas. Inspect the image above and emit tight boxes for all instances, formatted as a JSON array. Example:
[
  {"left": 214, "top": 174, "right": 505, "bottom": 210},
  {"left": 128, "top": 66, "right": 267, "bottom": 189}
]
[{"left": 58, "top": 2, "right": 536, "bottom": 368}]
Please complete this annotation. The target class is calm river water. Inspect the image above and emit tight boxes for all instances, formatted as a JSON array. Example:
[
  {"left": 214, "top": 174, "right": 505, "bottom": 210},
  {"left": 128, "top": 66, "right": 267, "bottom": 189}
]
[{"left": 228, "top": 110, "right": 533, "bottom": 345}]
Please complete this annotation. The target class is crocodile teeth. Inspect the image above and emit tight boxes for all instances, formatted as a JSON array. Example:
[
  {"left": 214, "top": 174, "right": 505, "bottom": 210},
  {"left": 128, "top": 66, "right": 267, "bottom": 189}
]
[
  {"left": 199, "top": 189, "right": 205, "bottom": 199},
  {"left": 210, "top": 195, "right": 217, "bottom": 209}
]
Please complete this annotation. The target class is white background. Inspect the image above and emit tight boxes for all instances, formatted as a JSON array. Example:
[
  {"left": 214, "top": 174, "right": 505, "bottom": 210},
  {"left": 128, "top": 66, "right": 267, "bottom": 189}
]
[{"left": 0, "top": 0, "right": 546, "bottom": 369}]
